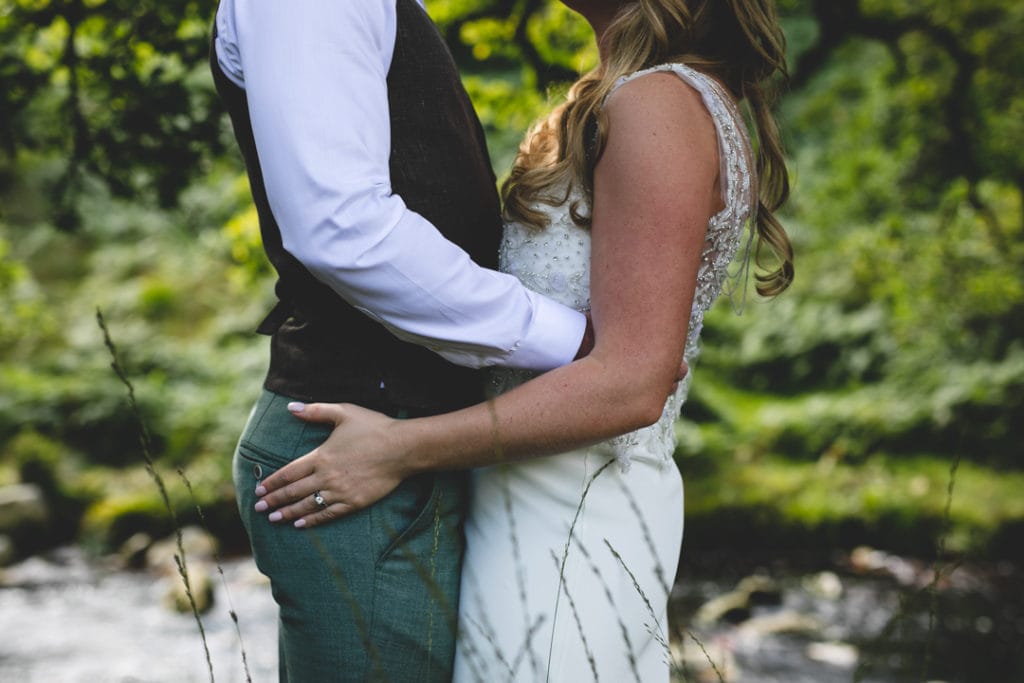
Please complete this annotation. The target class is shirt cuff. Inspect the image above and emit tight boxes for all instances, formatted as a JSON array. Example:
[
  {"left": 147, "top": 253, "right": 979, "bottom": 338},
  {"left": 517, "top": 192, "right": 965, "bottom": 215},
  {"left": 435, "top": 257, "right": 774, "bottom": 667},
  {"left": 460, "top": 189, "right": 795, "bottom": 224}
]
[{"left": 505, "top": 296, "right": 588, "bottom": 371}]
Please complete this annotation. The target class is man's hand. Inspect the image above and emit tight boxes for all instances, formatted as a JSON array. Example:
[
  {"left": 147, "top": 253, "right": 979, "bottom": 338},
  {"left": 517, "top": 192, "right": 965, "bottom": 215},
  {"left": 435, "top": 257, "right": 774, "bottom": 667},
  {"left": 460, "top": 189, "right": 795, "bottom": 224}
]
[
  {"left": 672, "top": 360, "right": 689, "bottom": 393},
  {"left": 574, "top": 311, "right": 688, "bottom": 392},
  {"left": 573, "top": 312, "right": 596, "bottom": 360}
]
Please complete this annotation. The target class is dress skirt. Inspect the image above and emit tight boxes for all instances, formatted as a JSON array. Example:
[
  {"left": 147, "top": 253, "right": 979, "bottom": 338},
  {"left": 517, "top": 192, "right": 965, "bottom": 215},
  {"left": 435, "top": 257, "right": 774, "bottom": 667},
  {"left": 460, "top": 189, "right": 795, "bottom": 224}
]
[{"left": 452, "top": 447, "right": 684, "bottom": 682}]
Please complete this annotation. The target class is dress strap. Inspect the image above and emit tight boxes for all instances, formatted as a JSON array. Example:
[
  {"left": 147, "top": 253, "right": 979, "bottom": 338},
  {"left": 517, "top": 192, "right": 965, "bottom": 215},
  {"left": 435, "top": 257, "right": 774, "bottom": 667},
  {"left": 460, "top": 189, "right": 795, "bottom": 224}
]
[
  {"left": 606, "top": 63, "right": 758, "bottom": 312},
  {"left": 607, "top": 63, "right": 755, "bottom": 219}
]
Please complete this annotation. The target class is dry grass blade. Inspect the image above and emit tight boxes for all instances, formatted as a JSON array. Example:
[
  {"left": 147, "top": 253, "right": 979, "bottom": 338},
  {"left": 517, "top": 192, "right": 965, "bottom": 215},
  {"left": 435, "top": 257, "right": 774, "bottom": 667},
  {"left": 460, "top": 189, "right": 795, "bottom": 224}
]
[
  {"left": 547, "top": 457, "right": 615, "bottom": 681},
  {"left": 177, "top": 466, "right": 253, "bottom": 682},
  {"left": 920, "top": 432, "right": 965, "bottom": 682},
  {"left": 548, "top": 549, "right": 600, "bottom": 682},
  {"left": 603, "top": 539, "right": 685, "bottom": 681},
  {"left": 97, "top": 309, "right": 217, "bottom": 683},
  {"left": 304, "top": 530, "right": 387, "bottom": 678},
  {"left": 569, "top": 533, "right": 642, "bottom": 683}
]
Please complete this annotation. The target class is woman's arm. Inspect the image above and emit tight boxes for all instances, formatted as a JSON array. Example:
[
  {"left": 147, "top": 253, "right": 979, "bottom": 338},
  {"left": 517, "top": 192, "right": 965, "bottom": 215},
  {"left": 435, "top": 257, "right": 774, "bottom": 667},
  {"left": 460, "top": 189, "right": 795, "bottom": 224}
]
[{"left": 256, "top": 72, "right": 722, "bottom": 527}]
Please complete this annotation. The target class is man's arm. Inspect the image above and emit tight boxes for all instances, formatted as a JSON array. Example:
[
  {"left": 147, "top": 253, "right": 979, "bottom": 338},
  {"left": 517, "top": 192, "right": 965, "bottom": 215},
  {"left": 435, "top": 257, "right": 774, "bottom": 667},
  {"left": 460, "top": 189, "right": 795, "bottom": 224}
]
[{"left": 215, "top": 0, "right": 586, "bottom": 370}]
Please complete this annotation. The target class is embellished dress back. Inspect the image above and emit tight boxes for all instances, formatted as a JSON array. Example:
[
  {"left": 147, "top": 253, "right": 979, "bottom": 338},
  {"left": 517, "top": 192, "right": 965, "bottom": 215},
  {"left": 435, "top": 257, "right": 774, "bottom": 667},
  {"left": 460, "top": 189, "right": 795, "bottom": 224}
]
[{"left": 453, "top": 64, "right": 755, "bottom": 683}]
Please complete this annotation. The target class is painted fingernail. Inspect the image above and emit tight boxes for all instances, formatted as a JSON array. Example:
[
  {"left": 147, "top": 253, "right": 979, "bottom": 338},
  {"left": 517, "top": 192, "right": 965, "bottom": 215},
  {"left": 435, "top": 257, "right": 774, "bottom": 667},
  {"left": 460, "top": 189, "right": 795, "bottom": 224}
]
[
  {"left": 254, "top": 500, "right": 268, "bottom": 512},
  {"left": 254, "top": 486, "right": 267, "bottom": 496},
  {"left": 268, "top": 511, "right": 283, "bottom": 522},
  {"left": 294, "top": 519, "right": 306, "bottom": 528},
  {"left": 287, "top": 402, "right": 306, "bottom": 413}
]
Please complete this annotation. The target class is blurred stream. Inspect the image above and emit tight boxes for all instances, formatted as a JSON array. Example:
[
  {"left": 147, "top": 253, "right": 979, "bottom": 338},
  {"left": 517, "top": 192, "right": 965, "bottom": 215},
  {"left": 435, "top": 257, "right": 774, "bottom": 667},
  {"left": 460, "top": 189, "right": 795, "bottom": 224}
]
[
  {"left": 0, "top": 548, "right": 277, "bottom": 683},
  {"left": 0, "top": 546, "right": 1020, "bottom": 682}
]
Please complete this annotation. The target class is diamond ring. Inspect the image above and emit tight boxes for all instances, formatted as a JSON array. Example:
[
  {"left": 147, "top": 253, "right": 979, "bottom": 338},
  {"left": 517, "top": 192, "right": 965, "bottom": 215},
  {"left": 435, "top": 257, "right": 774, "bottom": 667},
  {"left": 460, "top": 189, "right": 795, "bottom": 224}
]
[{"left": 313, "top": 491, "right": 327, "bottom": 509}]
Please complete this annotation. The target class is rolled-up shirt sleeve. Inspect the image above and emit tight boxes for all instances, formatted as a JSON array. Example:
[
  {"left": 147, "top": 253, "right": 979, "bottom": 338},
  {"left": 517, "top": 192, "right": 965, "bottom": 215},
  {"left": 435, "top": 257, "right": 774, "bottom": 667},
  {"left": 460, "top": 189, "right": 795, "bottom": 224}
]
[{"left": 215, "top": 0, "right": 585, "bottom": 370}]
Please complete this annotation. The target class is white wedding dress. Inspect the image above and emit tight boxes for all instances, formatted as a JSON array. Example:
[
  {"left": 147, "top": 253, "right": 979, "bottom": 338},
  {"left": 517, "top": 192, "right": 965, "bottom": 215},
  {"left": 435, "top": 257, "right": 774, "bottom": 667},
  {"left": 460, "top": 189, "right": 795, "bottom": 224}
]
[{"left": 452, "top": 64, "right": 755, "bottom": 683}]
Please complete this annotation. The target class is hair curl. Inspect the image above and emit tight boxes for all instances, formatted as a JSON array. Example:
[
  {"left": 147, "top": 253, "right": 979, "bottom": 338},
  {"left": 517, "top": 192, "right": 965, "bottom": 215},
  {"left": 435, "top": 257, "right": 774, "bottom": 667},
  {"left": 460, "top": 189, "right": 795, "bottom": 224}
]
[{"left": 502, "top": 0, "right": 793, "bottom": 296}]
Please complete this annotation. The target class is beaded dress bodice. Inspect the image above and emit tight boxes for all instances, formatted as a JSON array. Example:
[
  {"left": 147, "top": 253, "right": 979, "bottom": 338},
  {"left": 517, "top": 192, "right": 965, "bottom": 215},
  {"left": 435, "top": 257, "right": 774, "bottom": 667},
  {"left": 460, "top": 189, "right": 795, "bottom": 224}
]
[{"left": 494, "top": 63, "right": 755, "bottom": 468}]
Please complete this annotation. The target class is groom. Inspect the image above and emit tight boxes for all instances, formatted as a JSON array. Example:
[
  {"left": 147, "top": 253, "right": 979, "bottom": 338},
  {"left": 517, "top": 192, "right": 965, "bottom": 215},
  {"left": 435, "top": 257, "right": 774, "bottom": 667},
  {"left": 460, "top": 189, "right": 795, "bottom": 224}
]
[{"left": 210, "top": 1, "right": 590, "bottom": 680}]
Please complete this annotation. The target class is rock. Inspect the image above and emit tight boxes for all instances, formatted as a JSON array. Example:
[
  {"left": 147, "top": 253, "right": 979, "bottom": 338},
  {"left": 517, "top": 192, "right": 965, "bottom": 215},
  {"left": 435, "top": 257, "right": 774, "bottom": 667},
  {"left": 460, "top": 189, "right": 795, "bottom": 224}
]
[
  {"left": 0, "top": 484, "right": 49, "bottom": 533},
  {"left": 163, "top": 561, "right": 215, "bottom": 614},
  {"left": 145, "top": 526, "right": 219, "bottom": 572},
  {"left": 671, "top": 635, "right": 740, "bottom": 682},
  {"left": 806, "top": 641, "right": 859, "bottom": 669},
  {"left": 736, "top": 574, "right": 783, "bottom": 606},
  {"left": 848, "top": 546, "right": 924, "bottom": 586},
  {"left": 0, "top": 534, "right": 14, "bottom": 568},
  {"left": 116, "top": 532, "right": 153, "bottom": 570},
  {"left": 738, "top": 610, "right": 821, "bottom": 638},
  {"left": 803, "top": 571, "right": 843, "bottom": 600},
  {"left": 849, "top": 545, "right": 887, "bottom": 573},
  {"left": 695, "top": 574, "right": 783, "bottom": 625},
  {"left": 145, "top": 527, "right": 219, "bottom": 615},
  {"left": 695, "top": 589, "right": 752, "bottom": 625}
]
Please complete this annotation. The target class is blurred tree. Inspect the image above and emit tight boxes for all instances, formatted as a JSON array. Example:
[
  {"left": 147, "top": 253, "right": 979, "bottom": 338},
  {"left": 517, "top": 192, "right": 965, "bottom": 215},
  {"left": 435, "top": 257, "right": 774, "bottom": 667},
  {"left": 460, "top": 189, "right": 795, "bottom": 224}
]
[
  {"left": 1, "top": 1, "right": 1019, "bottom": 228},
  {"left": 0, "top": 0, "right": 1019, "bottom": 559},
  {"left": 782, "top": 0, "right": 1024, "bottom": 375},
  {"left": 788, "top": 0, "right": 1022, "bottom": 230},
  {"left": 697, "top": 0, "right": 1024, "bottom": 463},
  {"left": 0, "top": 0, "right": 224, "bottom": 227}
]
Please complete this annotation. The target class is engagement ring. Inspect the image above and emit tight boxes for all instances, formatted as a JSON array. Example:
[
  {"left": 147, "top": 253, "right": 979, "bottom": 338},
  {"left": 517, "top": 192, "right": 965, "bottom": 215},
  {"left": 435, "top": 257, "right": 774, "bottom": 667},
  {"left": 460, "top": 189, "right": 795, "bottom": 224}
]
[{"left": 313, "top": 491, "right": 327, "bottom": 509}]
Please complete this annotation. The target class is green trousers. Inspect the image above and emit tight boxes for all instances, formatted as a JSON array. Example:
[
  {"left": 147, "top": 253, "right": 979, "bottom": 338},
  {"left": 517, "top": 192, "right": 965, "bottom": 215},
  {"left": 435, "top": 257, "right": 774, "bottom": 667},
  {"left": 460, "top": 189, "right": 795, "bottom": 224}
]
[{"left": 233, "top": 390, "right": 467, "bottom": 682}]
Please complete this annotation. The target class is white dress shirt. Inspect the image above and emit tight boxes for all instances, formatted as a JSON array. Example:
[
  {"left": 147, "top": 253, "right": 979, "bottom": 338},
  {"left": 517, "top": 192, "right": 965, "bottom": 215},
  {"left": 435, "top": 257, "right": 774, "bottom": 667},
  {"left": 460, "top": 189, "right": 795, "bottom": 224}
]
[{"left": 213, "top": 0, "right": 586, "bottom": 370}]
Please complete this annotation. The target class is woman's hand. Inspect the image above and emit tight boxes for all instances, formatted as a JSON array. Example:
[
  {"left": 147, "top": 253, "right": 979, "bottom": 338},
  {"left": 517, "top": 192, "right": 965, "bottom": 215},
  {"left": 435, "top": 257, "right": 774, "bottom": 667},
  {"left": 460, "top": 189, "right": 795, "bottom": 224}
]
[{"left": 253, "top": 402, "right": 412, "bottom": 529}]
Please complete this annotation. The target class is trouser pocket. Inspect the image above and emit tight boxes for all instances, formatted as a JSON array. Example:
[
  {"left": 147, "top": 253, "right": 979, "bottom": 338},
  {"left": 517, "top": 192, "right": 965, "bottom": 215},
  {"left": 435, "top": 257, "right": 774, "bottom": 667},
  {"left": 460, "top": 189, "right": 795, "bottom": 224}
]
[{"left": 229, "top": 390, "right": 468, "bottom": 682}]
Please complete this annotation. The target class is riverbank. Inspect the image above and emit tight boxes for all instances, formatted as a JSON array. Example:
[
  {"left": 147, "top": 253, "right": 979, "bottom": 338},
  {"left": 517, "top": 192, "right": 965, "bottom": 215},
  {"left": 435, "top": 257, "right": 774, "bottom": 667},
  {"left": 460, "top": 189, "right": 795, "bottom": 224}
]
[
  {"left": 1, "top": 545, "right": 1019, "bottom": 682},
  {"left": 0, "top": 547, "right": 277, "bottom": 682}
]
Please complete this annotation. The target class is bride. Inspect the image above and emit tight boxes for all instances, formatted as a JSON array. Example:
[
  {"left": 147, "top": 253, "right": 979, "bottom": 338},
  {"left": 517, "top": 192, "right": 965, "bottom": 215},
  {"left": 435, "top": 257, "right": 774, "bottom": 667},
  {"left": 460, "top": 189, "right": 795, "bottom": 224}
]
[{"left": 255, "top": 0, "right": 792, "bottom": 679}]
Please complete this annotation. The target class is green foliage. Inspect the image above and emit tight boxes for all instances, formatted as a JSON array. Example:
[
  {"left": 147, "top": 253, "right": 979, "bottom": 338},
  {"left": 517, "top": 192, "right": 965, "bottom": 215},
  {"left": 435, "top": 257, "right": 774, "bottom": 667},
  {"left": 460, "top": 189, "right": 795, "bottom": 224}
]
[
  {"left": 426, "top": 0, "right": 594, "bottom": 171},
  {"left": 220, "top": 180, "right": 273, "bottom": 288},
  {"left": 681, "top": 0, "right": 1024, "bottom": 479},
  {"left": 0, "top": 232, "right": 59, "bottom": 356},
  {"left": 0, "top": 151, "right": 269, "bottom": 474},
  {"left": 8, "top": 429, "right": 62, "bottom": 493},
  {"left": 78, "top": 456, "right": 237, "bottom": 550},
  {"left": 678, "top": 420, "right": 1024, "bottom": 557},
  {"left": 463, "top": 72, "right": 552, "bottom": 175},
  {"left": 0, "top": 0, "right": 224, "bottom": 223},
  {"left": 2, "top": 429, "right": 95, "bottom": 552},
  {"left": 0, "top": 0, "right": 1020, "bottom": 559}
]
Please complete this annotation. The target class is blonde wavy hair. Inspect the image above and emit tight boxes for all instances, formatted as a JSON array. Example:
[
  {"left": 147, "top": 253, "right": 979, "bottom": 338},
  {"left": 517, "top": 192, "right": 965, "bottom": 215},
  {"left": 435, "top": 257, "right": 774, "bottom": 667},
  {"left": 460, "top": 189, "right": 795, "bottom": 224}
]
[{"left": 502, "top": 0, "right": 794, "bottom": 296}]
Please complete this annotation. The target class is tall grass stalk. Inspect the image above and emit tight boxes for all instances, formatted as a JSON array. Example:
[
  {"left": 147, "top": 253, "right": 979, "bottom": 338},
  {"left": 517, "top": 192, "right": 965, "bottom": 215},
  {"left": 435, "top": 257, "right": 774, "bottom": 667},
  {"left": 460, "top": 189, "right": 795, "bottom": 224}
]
[
  {"left": 547, "top": 457, "right": 615, "bottom": 681},
  {"left": 304, "top": 530, "right": 387, "bottom": 677},
  {"left": 568, "top": 533, "right": 643, "bottom": 683},
  {"left": 458, "top": 604, "right": 520, "bottom": 679},
  {"left": 683, "top": 629, "right": 726, "bottom": 683},
  {"left": 501, "top": 465, "right": 542, "bottom": 678},
  {"left": 177, "top": 467, "right": 253, "bottom": 683},
  {"left": 474, "top": 397, "right": 538, "bottom": 680},
  {"left": 425, "top": 484, "right": 443, "bottom": 682},
  {"left": 853, "top": 435, "right": 966, "bottom": 683},
  {"left": 920, "top": 433, "right": 965, "bottom": 682},
  {"left": 96, "top": 308, "right": 217, "bottom": 683},
  {"left": 615, "top": 477, "right": 672, "bottom": 597},
  {"left": 604, "top": 538, "right": 681, "bottom": 680},
  {"left": 548, "top": 550, "right": 601, "bottom": 681},
  {"left": 668, "top": 620, "right": 692, "bottom": 682}
]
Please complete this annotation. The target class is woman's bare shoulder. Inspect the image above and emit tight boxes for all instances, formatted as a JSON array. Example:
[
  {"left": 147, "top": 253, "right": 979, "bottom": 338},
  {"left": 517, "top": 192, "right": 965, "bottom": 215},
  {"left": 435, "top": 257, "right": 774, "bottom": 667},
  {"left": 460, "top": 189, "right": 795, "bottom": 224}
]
[
  {"left": 605, "top": 69, "right": 716, "bottom": 132},
  {"left": 600, "top": 69, "right": 720, "bottom": 185}
]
